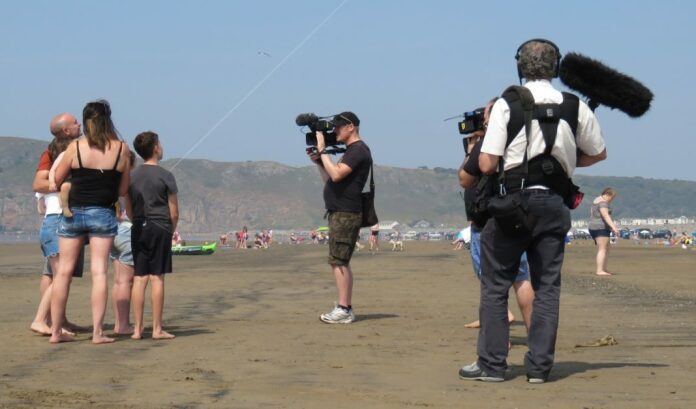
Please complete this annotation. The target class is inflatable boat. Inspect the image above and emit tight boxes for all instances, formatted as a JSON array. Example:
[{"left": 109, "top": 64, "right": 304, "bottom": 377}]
[{"left": 172, "top": 242, "right": 217, "bottom": 255}]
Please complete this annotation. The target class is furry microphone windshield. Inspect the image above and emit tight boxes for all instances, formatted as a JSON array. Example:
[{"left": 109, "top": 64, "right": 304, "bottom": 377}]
[{"left": 559, "top": 52, "right": 653, "bottom": 117}]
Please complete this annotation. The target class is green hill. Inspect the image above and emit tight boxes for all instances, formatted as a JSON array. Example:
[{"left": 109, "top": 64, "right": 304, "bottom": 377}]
[{"left": 1, "top": 136, "right": 695, "bottom": 233}]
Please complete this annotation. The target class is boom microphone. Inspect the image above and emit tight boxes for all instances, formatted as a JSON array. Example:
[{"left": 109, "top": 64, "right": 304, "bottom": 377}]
[
  {"left": 295, "top": 113, "right": 319, "bottom": 127},
  {"left": 559, "top": 52, "right": 653, "bottom": 117}
]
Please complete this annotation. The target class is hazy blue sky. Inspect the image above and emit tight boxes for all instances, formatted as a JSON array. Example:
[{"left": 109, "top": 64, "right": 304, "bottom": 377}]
[{"left": 2, "top": 0, "right": 694, "bottom": 180}]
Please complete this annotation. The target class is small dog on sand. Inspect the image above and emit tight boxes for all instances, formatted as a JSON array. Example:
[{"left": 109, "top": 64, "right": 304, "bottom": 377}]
[{"left": 389, "top": 239, "right": 404, "bottom": 252}]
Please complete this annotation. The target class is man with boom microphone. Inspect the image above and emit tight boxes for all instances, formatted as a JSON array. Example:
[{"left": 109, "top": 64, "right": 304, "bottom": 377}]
[
  {"left": 458, "top": 39, "right": 607, "bottom": 383},
  {"left": 306, "top": 112, "right": 373, "bottom": 324}
]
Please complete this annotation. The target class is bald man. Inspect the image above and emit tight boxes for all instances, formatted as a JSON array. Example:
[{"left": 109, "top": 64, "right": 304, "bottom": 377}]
[
  {"left": 30, "top": 113, "right": 85, "bottom": 335},
  {"left": 33, "top": 113, "right": 81, "bottom": 193}
]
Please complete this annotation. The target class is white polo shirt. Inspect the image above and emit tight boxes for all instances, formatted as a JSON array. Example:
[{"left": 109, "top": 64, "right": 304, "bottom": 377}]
[{"left": 480, "top": 80, "right": 605, "bottom": 176}]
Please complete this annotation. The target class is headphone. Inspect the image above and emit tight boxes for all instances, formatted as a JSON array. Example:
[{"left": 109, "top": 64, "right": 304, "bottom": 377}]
[{"left": 515, "top": 38, "right": 561, "bottom": 79}]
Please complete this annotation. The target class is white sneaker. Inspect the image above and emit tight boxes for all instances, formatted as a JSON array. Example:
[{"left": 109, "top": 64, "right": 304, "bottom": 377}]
[{"left": 320, "top": 305, "right": 355, "bottom": 324}]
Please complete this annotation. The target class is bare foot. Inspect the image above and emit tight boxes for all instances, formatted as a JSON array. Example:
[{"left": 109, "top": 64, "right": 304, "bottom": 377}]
[
  {"left": 153, "top": 330, "right": 175, "bottom": 340},
  {"left": 30, "top": 321, "right": 52, "bottom": 335},
  {"left": 596, "top": 271, "right": 613, "bottom": 276},
  {"left": 64, "top": 321, "right": 90, "bottom": 333},
  {"left": 49, "top": 333, "right": 75, "bottom": 343},
  {"left": 464, "top": 320, "right": 480, "bottom": 329},
  {"left": 92, "top": 334, "right": 116, "bottom": 344},
  {"left": 131, "top": 331, "right": 143, "bottom": 340},
  {"left": 61, "top": 327, "right": 76, "bottom": 336}
]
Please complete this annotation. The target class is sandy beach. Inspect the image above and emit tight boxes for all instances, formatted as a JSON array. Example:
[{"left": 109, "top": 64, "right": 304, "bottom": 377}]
[{"left": 0, "top": 240, "right": 694, "bottom": 408}]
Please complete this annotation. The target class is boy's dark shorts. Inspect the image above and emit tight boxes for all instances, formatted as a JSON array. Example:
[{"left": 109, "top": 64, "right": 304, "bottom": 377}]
[
  {"left": 328, "top": 211, "right": 362, "bottom": 266},
  {"left": 131, "top": 220, "right": 173, "bottom": 276}
]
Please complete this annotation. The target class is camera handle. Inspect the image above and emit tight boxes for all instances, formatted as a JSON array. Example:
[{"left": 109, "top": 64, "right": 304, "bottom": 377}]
[{"left": 306, "top": 147, "right": 346, "bottom": 155}]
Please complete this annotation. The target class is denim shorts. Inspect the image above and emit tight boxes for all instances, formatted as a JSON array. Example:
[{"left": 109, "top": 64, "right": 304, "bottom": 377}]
[
  {"left": 57, "top": 206, "right": 118, "bottom": 238},
  {"left": 39, "top": 214, "right": 62, "bottom": 258},
  {"left": 470, "top": 227, "right": 530, "bottom": 282},
  {"left": 41, "top": 246, "right": 86, "bottom": 278},
  {"left": 110, "top": 221, "right": 134, "bottom": 266}
]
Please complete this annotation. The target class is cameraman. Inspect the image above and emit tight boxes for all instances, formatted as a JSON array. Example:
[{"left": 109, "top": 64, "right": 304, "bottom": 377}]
[
  {"left": 458, "top": 98, "right": 534, "bottom": 332},
  {"left": 307, "top": 112, "right": 372, "bottom": 324},
  {"left": 459, "top": 39, "right": 607, "bottom": 383}
]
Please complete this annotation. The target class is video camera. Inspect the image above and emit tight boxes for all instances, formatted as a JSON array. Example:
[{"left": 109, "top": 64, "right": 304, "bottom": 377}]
[
  {"left": 295, "top": 113, "right": 343, "bottom": 152},
  {"left": 457, "top": 108, "right": 485, "bottom": 135},
  {"left": 445, "top": 107, "right": 485, "bottom": 155}
]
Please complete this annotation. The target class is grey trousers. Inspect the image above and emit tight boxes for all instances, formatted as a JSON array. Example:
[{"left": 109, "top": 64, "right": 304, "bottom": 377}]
[{"left": 477, "top": 189, "right": 571, "bottom": 379}]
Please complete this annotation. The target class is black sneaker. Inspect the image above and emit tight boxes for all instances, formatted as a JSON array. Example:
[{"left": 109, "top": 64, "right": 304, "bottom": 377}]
[{"left": 458, "top": 362, "right": 504, "bottom": 382}]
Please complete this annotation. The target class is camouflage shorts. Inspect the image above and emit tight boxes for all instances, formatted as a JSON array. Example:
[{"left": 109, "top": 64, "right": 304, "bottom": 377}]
[{"left": 327, "top": 211, "right": 362, "bottom": 266}]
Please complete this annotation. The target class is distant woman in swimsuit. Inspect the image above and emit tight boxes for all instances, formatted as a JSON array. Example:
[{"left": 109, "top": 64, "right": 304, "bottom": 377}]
[
  {"left": 50, "top": 100, "right": 131, "bottom": 344},
  {"left": 588, "top": 188, "right": 620, "bottom": 276}
]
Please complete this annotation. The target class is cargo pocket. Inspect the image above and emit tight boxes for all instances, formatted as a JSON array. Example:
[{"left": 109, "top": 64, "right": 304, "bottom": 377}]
[{"left": 330, "top": 236, "right": 355, "bottom": 264}]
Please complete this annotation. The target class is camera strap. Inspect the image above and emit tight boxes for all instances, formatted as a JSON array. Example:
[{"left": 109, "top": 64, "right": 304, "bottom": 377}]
[{"left": 497, "top": 86, "right": 534, "bottom": 196}]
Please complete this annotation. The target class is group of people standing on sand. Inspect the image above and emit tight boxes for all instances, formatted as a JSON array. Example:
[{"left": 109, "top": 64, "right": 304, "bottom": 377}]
[
  {"left": 219, "top": 227, "right": 273, "bottom": 249},
  {"left": 30, "top": 100, "right": 179, "bottom": 344}
]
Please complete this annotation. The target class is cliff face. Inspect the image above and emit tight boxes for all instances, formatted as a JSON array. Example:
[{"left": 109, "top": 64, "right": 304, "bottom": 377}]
[
  {"left": 0, "top": 137, "right": 466, "bottom": 233},
  {"left": 3, "top": 137, "right": 696, "bottom": 234},
  {"left": 0, "top": 137, "right": 47, "bottom": 232}
]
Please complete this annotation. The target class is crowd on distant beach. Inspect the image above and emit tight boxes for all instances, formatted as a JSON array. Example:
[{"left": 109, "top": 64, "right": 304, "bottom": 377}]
[{"left": 218, "top": 227, "right": 273, "bottom": 249}]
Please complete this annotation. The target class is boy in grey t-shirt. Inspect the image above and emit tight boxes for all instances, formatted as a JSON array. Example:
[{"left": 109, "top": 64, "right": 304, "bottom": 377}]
[{"left": 128, "top": 131, "right": 179, "bottom": 340}]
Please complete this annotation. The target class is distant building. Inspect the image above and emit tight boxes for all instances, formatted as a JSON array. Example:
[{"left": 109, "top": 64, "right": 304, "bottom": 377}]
[
  {"left": 377, "top": 220, "right": 400, "bottom": 230},
  {"left": 571, "top": 220, "right": 588, "bottom": 228},
  {"left": 410, "top": 219, "right": 432, "bottom": 229},
  {"left": 579, "top": 216, "right": 696, "bottom": 228}
]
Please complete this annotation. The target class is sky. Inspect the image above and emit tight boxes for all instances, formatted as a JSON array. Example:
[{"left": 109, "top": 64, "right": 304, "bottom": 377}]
[{"left": 2, "top": 0, "right": 695, "bottom": 180}]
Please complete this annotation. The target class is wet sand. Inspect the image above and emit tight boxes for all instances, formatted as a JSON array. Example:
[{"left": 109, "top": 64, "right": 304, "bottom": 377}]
[{"left": 0, "top": 240, "right": 695, "bottom": 408}]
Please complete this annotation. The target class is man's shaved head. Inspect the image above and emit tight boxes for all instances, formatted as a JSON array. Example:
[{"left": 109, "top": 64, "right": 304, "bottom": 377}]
[{"left": 49, "top": 113, "right": 81, "bottom": 139}]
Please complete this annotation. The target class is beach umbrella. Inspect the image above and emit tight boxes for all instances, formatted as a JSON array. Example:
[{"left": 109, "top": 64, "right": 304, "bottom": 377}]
[{"left": 316, "top": 226, "right": 329, "bottom": 232}]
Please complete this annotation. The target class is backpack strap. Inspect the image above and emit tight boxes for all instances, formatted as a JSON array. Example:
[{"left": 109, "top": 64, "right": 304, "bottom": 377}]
[
  {"left": 505, "top": 90, "right": 580, "bottom": 148},
  {"left": 560, "top": 92, "right": 579, "bottom": 136},
  {"left": 498, "top": 86, "right": 534, "bottom": 194}
]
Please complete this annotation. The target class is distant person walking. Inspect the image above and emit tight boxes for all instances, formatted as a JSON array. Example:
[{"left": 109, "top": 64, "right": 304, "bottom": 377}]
[
  {"left": 369, "top": 223, "right": 380, "bottom": 251},
  {"left": 589, "top": 188, "right": 620, "bottom": 276},
  {"left": 50, "top": 100, "right": 131, "bottom": 344},
  {"left": 236, "top": 226, "right": 248, "bottom": 249}
]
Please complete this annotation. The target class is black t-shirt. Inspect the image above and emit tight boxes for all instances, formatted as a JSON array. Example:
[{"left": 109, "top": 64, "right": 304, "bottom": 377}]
[
  {"left": 462, "top": 139, "right": 483, "bottom": 177},
  {"left": 323, "top": 140, "right": 372, "bottom": 212},
  {"left": 129, "top": 164, "right": 178, "bottom": 227},
  {"left": 462, "top": 139, "right": 483, "bottom": 228}
]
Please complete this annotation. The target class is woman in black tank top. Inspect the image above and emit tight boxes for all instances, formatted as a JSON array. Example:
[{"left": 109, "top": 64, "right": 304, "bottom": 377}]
[{"left": 50, "top": 100, "right": 132, "bottom": 344}]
